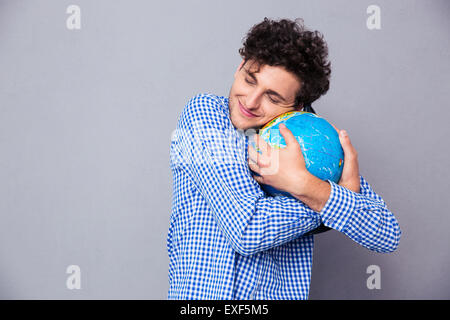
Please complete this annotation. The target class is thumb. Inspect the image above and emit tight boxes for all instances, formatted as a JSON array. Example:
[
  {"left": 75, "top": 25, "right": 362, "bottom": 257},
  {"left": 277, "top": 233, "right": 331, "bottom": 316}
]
[
  {"left": 337, "top": 129, "right": 360, "bottom": 190},
  {"left": 339, "top": 130, "right": 358, "bottom": 159},
  {"left": 279, "top": 123, "right": 298, "bottom": 148}
]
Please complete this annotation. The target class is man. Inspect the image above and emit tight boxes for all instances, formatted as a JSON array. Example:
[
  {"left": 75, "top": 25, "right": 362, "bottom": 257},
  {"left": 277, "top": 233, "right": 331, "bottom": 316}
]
[{"left": 168, "top": 18, "right": 401, "bottom": 299}]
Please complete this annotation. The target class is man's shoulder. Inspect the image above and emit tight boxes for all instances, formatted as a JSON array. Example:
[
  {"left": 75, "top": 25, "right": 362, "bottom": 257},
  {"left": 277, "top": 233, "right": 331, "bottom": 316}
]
[
  {"left": 185, "top": 93, "right": 227, "bottom": 113},
  {"left": 181, "top": 93, "right": 230, "bottom": 128}
]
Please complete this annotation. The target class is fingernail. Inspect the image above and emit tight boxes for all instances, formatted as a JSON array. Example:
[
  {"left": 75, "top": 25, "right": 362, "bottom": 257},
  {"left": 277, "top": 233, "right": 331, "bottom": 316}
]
[{"left": 340, "top": 130, "right": 348, "bottom": 137}]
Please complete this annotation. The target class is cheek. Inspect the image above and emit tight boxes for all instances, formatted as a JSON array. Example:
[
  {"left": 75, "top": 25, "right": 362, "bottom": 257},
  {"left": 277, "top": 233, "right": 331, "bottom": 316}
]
[
  {"left": 264, "top": 108, "right": 293, "bottom": 123},
  {"left": 263, "top": 109, "right": 277, "bottom": 120},
  {"left": 232, "top": 80, "right": 250, "bottom": 95}
]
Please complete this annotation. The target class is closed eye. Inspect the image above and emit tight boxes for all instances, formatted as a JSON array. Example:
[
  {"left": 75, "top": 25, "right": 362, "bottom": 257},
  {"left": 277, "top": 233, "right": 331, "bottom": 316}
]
[
  {"left": 245, "top": 77, "right": 255, "bottom": 85},
  {"left": 268, "top": 95, "right": 280, "bottom": 104}
]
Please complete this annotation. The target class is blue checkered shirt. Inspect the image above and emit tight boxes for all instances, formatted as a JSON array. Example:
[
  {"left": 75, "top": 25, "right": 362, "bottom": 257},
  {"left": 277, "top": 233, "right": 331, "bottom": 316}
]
[{"left": 167, "top": 93, "right": 401, "bottom": 300}]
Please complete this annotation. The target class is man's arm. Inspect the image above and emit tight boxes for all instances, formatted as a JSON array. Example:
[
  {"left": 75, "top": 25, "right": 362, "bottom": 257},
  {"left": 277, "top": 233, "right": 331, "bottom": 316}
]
[
  {"left": 292, "top": 175, "right": 331, "bottom": 212},
  {"left": 295, "top": 174, "right": 401, "bottom": 253},
  {"left": 171, "top": 93, "right": 322, "bottom": 256},
  {"left": 294, "top": 126, "right": 401, "bottom": 253},
  {"left": 324, "top": 175, "right": 401, "bottom": 252},
  {"left": 247, "top": 117, "right": 400, "bottom": 253}
]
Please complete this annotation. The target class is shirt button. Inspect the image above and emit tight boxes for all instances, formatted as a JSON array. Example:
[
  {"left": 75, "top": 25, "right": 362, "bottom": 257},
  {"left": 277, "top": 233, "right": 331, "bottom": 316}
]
[{"left": 327, "top": 218, "right": 334, "bottom": 225}]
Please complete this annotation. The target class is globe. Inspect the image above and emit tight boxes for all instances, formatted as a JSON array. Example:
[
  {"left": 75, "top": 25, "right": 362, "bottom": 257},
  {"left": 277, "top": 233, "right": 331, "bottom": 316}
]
[{"left": 250, "top": 111, "right": 344, "bottom": 198}]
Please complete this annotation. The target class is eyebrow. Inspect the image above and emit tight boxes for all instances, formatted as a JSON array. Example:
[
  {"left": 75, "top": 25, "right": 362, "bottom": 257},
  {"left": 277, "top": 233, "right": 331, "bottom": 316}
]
[{"left": 244, "top": 68, "right": 289, "bottom": 103}]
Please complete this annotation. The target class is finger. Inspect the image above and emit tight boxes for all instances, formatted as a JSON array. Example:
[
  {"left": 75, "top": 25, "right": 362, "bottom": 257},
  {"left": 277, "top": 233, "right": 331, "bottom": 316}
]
[
  {"left": 248, "top": 135, "right": 262, "bottom": 154},
  {"left": 248, "top": 143, "right": 271, "bottom": 168},
  {"left": 278, "top": 123, "right": 298, "bottom": 148},
  {"left": 248, "top": 144, "right": 259, "bottom": 164},
  {"left": 248, "top": 161, "right": 261, "bottom": 175},
  {"left": 339, "top": 130, "right": 358, "bottom": 160},
  {"left": 255, "top": 134, "right": 271, "bottom": 156},
  {"left": 257, "top": 156, "right": 271, "bottom": 168},
  {"left": 252, "top": 174, "right": 264, "bottom": 184}
]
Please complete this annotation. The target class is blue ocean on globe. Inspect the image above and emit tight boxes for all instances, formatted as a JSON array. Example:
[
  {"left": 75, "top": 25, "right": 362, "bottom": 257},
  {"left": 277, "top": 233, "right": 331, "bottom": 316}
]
[{"left": 250, "top": 111, "right": 344, "bottom": 198}]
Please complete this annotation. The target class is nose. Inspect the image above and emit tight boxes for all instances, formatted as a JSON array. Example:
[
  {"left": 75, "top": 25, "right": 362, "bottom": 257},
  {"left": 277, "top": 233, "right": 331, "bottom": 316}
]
[{"left": 245, "top": 89, "right": 262, "bottom": 110}]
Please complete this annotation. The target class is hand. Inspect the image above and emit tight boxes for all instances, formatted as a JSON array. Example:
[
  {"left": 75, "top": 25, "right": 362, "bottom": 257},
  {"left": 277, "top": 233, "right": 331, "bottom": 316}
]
[
  {"left": 329, "top": 123, "right": 361, "bottom": 193},
  {"left": 248, "top": 123, "right": 313, "bottom": 196}
]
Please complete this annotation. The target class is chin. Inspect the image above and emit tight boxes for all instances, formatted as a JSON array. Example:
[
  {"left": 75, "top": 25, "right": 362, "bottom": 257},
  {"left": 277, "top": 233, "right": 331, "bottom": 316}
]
[
  {"left": 230, "top": 119, "right": 247, "bottom": 130},
  {"left": 234, "top": 122, "right": 260, "bottom": 132},
  {"left": 229, "top": 96, "right": 260, "bottom": 130},
  {"left": 231, "top": 112, "right": 259, "bottom": 130}
]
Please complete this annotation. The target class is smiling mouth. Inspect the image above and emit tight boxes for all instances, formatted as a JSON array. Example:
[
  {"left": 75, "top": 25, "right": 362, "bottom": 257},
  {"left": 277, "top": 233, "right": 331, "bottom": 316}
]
[{"left": 238, "top": 100, "right": 258, "bottom": 118}]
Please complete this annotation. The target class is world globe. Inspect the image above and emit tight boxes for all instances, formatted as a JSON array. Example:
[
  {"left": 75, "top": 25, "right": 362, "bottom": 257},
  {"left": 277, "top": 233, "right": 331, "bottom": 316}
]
[{"left": 250, "top": 111, "right": 344, "bottom": 198}]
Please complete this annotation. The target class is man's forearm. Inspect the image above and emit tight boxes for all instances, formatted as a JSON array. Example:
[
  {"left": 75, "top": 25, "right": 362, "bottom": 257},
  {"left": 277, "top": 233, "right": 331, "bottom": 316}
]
[{"left": 291, "top": 174, "right": 331, "bottom": 213}]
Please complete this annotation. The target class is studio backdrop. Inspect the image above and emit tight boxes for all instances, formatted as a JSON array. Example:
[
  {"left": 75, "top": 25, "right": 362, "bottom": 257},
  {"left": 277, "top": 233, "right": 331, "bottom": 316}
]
[{"left": 0, "top": 0, "right": 449, "bottom": 299}]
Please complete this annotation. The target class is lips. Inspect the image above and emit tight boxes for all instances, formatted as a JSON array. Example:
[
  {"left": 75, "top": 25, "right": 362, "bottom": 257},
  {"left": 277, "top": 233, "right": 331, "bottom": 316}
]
[{"left": 238, "top": 101, "right": 257, "bottom": 118}]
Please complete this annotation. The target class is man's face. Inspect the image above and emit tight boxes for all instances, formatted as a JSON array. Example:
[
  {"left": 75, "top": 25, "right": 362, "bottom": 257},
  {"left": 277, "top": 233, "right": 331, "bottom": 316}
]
[{"left": 228, "top": 59, "right": 302, "bottom": 131}]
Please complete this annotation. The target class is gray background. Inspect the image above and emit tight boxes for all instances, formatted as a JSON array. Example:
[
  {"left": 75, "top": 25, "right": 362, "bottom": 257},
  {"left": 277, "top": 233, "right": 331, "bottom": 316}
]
[{"left": 0, "top": 0, "right": 449, "bottom": 299}]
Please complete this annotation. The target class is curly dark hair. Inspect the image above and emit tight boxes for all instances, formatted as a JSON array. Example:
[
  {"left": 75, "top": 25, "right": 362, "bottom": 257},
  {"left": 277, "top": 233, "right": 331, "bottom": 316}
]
[{"left": 238, "top": 18, "right": 331, "bottom": 109}]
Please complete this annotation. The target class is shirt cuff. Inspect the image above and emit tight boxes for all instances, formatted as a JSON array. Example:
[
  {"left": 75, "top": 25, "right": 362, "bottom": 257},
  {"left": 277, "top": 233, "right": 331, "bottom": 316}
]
[{"left": 318, "top": 180, "right": 358, "bottom": 232}]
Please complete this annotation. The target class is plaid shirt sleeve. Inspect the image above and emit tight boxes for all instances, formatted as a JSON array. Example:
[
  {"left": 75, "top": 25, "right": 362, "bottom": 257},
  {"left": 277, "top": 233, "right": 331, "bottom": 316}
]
[
  {"left": 171, "top": 94, "right": 323, "bottom": 256},
  {"left": 319, "top": 176, "right": 402, "bottom": 252}
]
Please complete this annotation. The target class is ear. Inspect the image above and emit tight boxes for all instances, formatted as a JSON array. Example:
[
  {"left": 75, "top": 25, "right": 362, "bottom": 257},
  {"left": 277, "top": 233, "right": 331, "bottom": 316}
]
[{"left": 234, "top": 60, "right": 245, "bottom": 78}]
